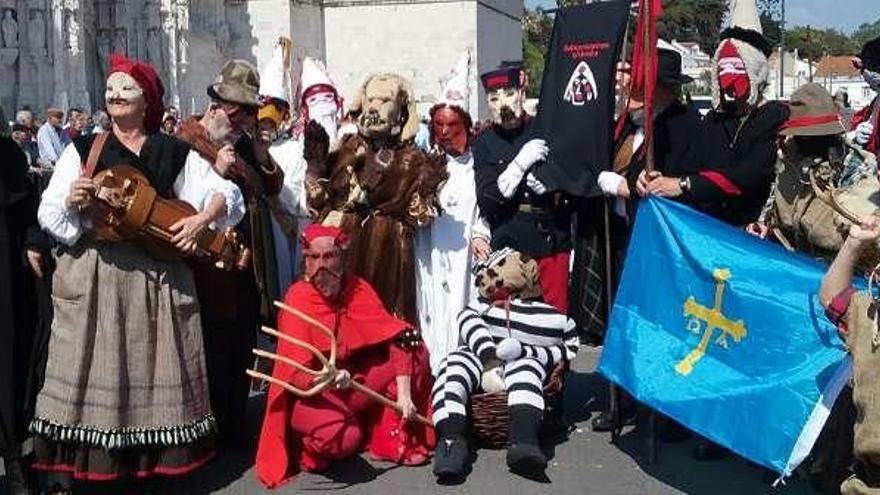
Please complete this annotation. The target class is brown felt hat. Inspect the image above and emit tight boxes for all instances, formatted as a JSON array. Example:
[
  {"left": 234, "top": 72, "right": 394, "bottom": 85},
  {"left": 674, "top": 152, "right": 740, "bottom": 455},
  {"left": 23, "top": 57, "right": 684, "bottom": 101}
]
[
  {"left": 781, "top": 83, "right": 845, "bottom": 137},
  {"left": 207, "top": 59, "right": 261, "bottom": 108}
]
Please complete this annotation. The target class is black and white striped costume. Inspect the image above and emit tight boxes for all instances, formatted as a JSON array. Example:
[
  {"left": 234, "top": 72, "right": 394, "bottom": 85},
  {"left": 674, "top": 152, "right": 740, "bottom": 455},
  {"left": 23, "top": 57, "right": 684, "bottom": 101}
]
[{"left": 431, "top": 297, "right": 579, "bottom": 432}]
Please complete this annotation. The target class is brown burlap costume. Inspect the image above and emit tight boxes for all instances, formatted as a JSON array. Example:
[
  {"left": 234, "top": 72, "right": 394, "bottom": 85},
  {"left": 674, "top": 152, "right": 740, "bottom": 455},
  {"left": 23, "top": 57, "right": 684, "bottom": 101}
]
[{"left": 840, "top": 292, "right": 880, "bottom": 494}]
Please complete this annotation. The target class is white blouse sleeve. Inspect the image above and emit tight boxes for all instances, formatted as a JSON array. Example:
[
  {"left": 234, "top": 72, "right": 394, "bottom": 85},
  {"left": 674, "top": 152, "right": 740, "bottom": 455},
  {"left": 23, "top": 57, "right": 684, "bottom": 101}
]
[
  {"left": 270, "top": 140, "right": 310, "bottom": 219},
  {"left": 471, "top": 211, "right": 491, "bottom": 240},
  {"left": 38, "top": 144, "right": 85, "bottom": 246},
  {"left": 173, "top": 150, "right": 246, "bottom": 231}
]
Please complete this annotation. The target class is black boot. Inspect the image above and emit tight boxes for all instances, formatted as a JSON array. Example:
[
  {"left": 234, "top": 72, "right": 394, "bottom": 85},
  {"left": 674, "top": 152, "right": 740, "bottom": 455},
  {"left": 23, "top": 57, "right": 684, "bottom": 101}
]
[
  {"left": 506, "top": 406, "right": 547, "bottom": 477},
  {"left": 433, "top": 435, "right": 469, "bottom": 481},
  {"left": 433, "top": 416, "right": 469, "bottom": 482},
  {"left": 506, "top": 443, "right": 547, "bottom": 476}
]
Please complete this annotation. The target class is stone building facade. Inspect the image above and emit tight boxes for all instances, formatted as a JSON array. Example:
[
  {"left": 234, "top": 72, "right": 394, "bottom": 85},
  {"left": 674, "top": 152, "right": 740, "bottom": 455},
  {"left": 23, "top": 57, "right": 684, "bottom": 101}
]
[{"left": 0, "top": 0, "right": 522, "bottom": 121}]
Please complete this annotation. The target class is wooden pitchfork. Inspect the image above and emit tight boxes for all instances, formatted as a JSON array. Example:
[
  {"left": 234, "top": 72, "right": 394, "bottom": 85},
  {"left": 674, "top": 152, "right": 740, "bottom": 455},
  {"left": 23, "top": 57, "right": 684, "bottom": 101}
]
[{"left": 246, "top": 300, "right": 432, "bottom": 427}]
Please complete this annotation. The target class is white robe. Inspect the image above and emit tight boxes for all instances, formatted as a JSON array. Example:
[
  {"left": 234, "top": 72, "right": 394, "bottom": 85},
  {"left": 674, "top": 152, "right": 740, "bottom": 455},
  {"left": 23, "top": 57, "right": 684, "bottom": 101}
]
[
  {"left": 268, "top": 137, "right": 312, "bottom": 294},
  {"left": 415, "top": 150, "right": 490, "bottom": 374}
]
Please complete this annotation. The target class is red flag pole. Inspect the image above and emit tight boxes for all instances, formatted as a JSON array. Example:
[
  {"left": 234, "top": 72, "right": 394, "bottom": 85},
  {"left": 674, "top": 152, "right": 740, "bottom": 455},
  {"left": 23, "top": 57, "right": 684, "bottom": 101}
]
[{"left": 642, "top": 0, "right": 656, "bottom": 173}]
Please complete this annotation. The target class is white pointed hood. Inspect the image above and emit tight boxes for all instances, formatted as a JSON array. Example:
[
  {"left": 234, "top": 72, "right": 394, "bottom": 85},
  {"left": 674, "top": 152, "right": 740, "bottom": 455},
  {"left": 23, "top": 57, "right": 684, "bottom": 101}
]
[
  {"left": 439, "top": 51, "right": 470, "bottom": 110},
  {"left": 259, "top": 38, "right": 291, "bottom": 104}
]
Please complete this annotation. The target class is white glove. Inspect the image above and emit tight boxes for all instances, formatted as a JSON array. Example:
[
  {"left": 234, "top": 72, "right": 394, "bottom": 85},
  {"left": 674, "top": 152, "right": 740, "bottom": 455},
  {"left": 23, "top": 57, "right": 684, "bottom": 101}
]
[
  {"left": 598, "top": 171, "right": 626, "bottom": 197},
  {"left": 480, "top": 366, "right": 506, "bottom": 393},
  {"left": 497, "top": 139, "right": 549, "bottom": 198},
  {"left": 855, "top": 122, "right": 874, "bottom": 146},
  {"left": 526, "top": 173, "right": 547, "bottom": 195},
  {"left": 496, "top": 338, "right": 524, "bottom": 362}
]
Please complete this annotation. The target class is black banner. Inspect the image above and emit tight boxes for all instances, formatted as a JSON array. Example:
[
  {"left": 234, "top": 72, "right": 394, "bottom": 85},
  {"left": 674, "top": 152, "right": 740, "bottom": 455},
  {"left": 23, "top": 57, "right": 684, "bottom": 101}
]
[{"left": 534, "top": 1, "right": 630, "bottom": 198}]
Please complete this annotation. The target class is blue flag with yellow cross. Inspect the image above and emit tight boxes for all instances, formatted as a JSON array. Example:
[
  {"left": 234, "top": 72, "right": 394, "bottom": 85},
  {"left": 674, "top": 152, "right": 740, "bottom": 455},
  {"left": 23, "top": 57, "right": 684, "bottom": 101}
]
[{"left": 598, "top": 197, "right": 853, "bottom": 477}]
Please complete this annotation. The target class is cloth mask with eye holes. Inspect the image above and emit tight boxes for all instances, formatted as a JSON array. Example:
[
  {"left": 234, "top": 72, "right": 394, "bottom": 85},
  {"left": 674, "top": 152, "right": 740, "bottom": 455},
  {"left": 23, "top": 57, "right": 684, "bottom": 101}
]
[{"left": 473, "top": 247, "right": 543, "bottom": 301}]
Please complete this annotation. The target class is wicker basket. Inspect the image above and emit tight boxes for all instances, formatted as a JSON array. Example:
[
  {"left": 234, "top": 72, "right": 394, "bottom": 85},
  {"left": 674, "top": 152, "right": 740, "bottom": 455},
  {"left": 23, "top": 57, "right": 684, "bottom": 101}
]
[{"left": 469, "top": 362, "right": 568, "bottom": 449}]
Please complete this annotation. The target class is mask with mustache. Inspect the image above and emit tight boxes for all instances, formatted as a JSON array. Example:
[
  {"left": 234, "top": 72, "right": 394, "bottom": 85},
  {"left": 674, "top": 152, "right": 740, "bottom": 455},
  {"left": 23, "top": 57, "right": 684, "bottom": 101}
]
[
  {"left": 302, "top": 234, "right": 347, "bottom": 300},
  {"left": 106, "top": 72, "right": 144, "bottom": 103},
  {"left": 487, "top": 86, "right": 524, "bottom": 127}
]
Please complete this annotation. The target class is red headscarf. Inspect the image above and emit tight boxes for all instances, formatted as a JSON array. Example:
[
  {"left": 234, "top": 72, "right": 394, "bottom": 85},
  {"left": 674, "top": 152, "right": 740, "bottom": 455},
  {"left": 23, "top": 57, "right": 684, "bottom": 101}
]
[{"left": 108, "top": 53, "right": 165, "bottom": 133}]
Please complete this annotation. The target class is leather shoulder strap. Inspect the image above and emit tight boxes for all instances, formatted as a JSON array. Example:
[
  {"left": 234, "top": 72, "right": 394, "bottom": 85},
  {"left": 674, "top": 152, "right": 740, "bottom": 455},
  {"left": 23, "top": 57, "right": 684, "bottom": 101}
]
[{"left": 81, "top": 132, "right": 110, "bottom": 178}]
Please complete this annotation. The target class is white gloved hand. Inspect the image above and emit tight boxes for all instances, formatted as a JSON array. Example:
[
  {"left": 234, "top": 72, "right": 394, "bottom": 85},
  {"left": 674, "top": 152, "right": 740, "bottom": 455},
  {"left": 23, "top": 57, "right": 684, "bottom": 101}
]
[
  {"left": 496, "top": 338, "right": 524, "bottom": 362},
  {"left": 513, "top": 139, "right": 549, "bottom": 171},
  {"left": 598, "top": 171, "right": 626, "bottom": 197},
  {"left": 526, "top": 172, "right": 548, "bottom": 195},
  {"left": 497, "top": 139, "right": 549, "bottom": 198},
  {"left": 480, "top": 366, "right": 506, "bottom": 393},
  {"left": 855, "top": 122, "right": 874, "bottom": 146}
]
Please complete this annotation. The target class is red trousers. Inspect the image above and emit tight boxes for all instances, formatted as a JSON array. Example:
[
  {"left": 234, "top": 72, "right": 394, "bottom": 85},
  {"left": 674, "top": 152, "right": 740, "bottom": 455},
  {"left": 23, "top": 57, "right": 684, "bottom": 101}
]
[
  {"left": 289, "top": 347, "right": 433, "bottom": 472},
  {"left": 537, "top": 251, "right": 570, "bottom": 313}
]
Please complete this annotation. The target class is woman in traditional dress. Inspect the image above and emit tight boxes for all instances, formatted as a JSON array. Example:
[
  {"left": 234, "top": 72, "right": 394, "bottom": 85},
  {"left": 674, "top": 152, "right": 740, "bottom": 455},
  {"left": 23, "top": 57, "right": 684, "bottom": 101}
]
[
  {"left": 29, "top": 53, "right": 245, "bottom": 493},
  {"left": 415, "top": 96, "right": 491, "bottom": 374}
]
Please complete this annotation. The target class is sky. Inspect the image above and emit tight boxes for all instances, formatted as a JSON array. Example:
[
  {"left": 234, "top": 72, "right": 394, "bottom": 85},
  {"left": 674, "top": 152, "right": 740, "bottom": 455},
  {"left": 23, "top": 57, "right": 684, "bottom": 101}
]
[{"left": 525, "top": 0, "right": 880, "bottom": 34}]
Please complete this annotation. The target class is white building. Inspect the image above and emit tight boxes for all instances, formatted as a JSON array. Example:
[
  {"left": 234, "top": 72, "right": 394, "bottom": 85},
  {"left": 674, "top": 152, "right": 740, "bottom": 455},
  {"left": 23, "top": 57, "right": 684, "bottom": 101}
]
[
  {"left": 814, "top": 55, "right": 875, "bottom": 110},
  {"left": 0, "top": 0, "right": 523, "bottom": 121},
  {"left": 766, "top": 48, "right": 816, "bottom": 100},
  {"left": 668, "top": 39, "right": 712, "bottom": 82}
]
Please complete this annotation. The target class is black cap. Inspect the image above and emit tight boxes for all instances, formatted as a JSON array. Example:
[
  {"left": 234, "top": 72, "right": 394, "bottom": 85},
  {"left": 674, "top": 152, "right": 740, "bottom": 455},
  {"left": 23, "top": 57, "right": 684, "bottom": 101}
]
[{"left": 480, "top": 66, "right": 524, "bottom": 91}]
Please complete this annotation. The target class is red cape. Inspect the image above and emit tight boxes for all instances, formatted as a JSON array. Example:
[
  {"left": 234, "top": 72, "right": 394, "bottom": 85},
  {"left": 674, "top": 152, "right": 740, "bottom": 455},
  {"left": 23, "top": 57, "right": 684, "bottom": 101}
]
[{"left": 255, "top": 276, "right": 420, "bottom": 488}]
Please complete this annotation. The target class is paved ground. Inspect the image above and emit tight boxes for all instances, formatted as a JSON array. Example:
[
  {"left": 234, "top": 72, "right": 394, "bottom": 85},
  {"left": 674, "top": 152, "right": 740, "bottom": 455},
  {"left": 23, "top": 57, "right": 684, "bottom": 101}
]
[{"left": 2, "top": 347, "right": 821, "bottom": 495}]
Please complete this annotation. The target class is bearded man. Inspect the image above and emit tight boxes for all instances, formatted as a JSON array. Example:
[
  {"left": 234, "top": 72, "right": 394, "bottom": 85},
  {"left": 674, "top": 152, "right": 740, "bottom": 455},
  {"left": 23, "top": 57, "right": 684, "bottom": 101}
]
[
  {"left": 175, "top": 59, "right": 286, "bottom": 447},
  {"left": 850, "top": 36, "right": 880, "bottom": 155},
  {"left": 255, "top": 224, "right": 434, "bottom": 488},
  {"left": 306, "top": 73, "right": 446, "bottom": 324},
  {"left": 472, "top": 63, "right": 573, "bottom": 313}
]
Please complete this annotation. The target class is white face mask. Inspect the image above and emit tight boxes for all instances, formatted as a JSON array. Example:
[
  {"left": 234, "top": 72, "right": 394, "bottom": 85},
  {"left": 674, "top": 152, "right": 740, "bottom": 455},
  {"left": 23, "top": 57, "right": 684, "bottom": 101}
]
[
  {"left": 486, "top": 87, "right": 524, "bottom": 126},
  {"left": 105, "top": 72, "right": 144, "bottom": 103},
  {"left": 864, "top": 69, "right": 880, "bottom": 92},
  {"left": 308, "top": 100, "right": 338, "bottom": 141}
]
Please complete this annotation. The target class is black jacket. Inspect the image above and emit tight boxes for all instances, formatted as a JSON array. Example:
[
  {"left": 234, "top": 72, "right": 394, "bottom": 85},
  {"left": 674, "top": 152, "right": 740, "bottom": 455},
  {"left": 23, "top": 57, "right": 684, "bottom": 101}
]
[
  {"left": 620, "top": 101, "right": 707, "bottom": 191},
  {"left": 473, "top": 120, "right": 573, "bottom": 257},
  {"left": 683, "top": 101, "right": 789, "bottom": 225},
  {"left": 0, "top": 137, "right": 50, "bottom": 457}
]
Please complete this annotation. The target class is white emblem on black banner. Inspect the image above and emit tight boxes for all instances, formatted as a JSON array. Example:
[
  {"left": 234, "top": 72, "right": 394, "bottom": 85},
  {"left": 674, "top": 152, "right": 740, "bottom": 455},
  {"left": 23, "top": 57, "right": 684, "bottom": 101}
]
[{"left": 563, "top": 61, "right": 597, "bottom": 106}]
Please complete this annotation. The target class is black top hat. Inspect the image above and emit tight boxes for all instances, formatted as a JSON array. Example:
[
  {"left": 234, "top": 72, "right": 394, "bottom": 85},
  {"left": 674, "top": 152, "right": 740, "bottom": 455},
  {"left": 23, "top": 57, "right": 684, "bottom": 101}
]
[{"left": 657, "top": 48, "right": 693, "bottom": 85}]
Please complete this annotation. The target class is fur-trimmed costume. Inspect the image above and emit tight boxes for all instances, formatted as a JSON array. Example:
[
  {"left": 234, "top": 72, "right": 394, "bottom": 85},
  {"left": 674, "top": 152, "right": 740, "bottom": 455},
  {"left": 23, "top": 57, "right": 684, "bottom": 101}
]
[{"left": 306, "top": 74, "right": 447, "bottom": 324}]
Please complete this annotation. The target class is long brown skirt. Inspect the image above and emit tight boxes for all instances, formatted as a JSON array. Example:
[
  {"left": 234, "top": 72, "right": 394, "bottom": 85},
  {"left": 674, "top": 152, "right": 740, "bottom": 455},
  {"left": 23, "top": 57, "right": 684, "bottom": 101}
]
[{"left": 30, "top": 240, "right": 216, "bottom": 480}]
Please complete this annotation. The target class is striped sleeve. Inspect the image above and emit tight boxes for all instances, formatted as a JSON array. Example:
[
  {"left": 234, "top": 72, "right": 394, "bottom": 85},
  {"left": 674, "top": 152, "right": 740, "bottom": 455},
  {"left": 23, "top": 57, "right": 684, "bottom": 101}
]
[{"left": 519, "top": 317, "right": 579, "bottom": 367}]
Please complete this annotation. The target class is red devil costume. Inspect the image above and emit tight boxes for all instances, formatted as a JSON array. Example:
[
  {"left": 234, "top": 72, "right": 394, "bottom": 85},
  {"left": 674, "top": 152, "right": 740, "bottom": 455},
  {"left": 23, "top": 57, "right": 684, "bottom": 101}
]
[{"left": 255, "top": 225, "right": 434, "bottom": 488}]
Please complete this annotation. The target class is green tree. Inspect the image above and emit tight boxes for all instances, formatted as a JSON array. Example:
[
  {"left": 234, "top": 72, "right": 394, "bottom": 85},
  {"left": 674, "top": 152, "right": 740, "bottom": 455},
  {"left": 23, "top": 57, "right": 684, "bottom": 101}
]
[
  {"left": 784, "top": 26, "right": 858, "bottom": 61},
  {"left": 851, "top": 19, "right": 880, "bottom": 50},
  {"left": 657, "top": 0, "right": 727, "bottom": 53},
  {"left": 523, "top": 7, "right": 554, "bottom": 97}
]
